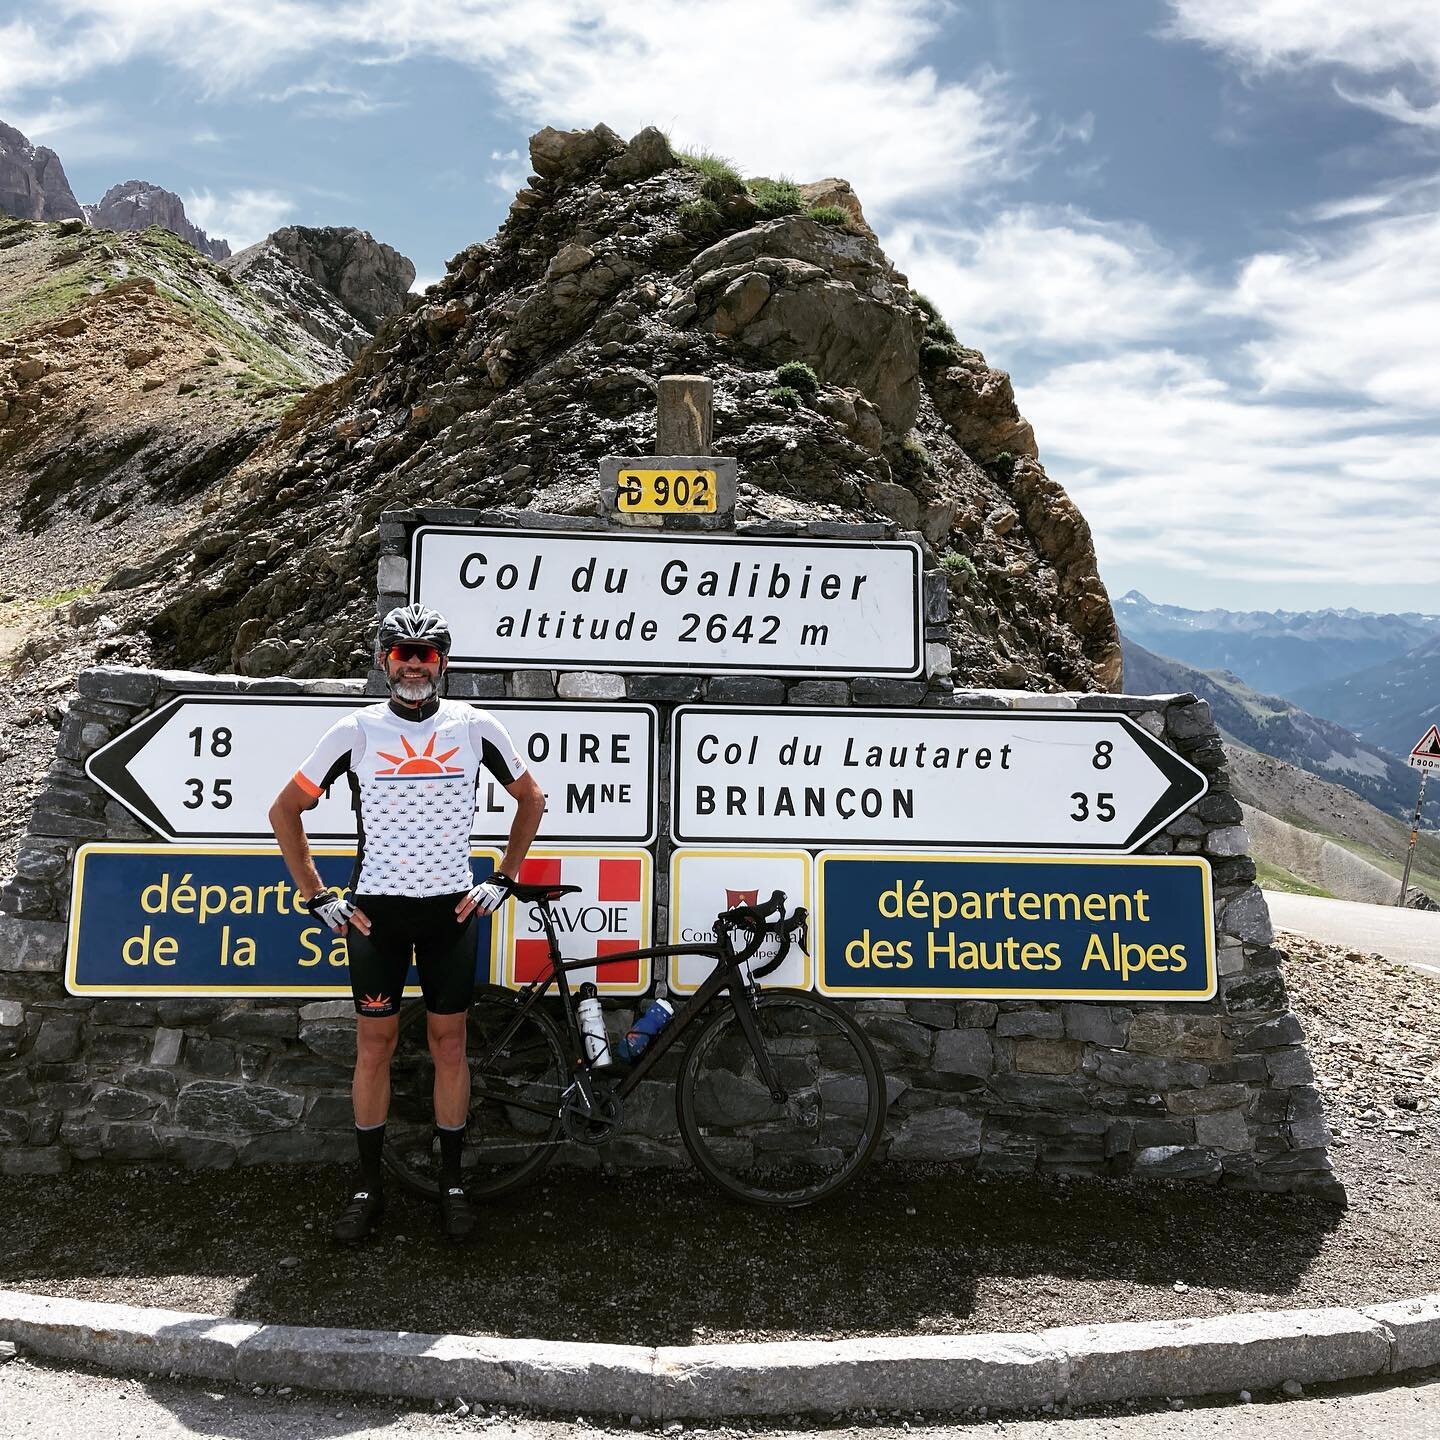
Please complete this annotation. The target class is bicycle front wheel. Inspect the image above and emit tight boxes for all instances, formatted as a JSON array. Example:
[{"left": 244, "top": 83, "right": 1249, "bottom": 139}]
[
  {"left": 676, "top": 988, "right": 886, "bottom": 1207},
  {"left": 384, "top": 985, "right": 568, "bottom": 1200}
]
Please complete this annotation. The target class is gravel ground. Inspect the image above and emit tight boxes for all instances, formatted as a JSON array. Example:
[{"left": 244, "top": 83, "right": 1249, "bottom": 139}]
[{"left": 0, "top": 930, "right": 1436, "bottom": 1345}]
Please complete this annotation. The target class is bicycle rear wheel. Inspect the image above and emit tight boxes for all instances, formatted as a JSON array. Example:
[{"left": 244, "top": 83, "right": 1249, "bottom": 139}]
[
  {"left": 384, "top": 985, "right": 568, "bottom": 1200},
  {"left": 676, "top": 988, "right": 886, "bottom": 1207}
]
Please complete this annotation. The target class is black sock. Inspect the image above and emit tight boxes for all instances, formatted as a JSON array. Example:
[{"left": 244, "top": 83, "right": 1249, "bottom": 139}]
[
  {"left": 437, "top": 1124, "right": 465, "bottom": 1188},
  {"left": 355, "top": 1123, "right": 385, "bottom": 1194}
]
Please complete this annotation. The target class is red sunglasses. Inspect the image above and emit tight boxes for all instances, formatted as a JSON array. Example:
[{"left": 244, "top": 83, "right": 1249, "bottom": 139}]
[{"left": 386, "top": 643, "right": 443, "bottom": 664}]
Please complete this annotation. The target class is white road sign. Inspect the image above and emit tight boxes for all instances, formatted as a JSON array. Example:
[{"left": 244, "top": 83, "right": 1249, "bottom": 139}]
[
  {"left": 670, "top": 706, "right": 1208, "bottom": 854},
  {"left": 409, "top": 526, "right": 923, "bottom": 676},
  {"left": 1409, "top": 725, "right": 1440, "bottom": 772},
  {"left": 668, "top": 847, "right": 813, "bottom": 993},
  {"left": 86, "top": 697, "right": 657, "bottom": 844}
]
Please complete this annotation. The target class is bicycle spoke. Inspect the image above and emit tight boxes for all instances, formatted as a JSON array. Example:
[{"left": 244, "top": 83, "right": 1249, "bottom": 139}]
[
  {"left": 678, "top": 990, "right": 885, "bottom": 1207},
  {"left": 383, "top": 988, "right": 569, "bottom": 1200}
]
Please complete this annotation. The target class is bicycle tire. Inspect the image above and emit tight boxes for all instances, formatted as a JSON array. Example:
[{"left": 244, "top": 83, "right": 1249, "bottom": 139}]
[
  {"left": 383, "top": 985, "right": 568, "bottom": 1200},
  {"left": 676, "top": 988, "right": 886, "bottom": 1207}
]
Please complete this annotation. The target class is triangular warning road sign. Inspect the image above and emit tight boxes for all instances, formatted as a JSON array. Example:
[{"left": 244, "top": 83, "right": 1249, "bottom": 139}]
[{"left": 1413, "top": 725, "right": 1440, "bottom": 758}]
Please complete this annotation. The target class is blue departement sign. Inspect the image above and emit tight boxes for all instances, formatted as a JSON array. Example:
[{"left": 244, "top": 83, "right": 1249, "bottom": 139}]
[
  {"left": 816, "top": 852, "right": 1215, "bottom": 1000},
  {"left": 65, "top": 844, "right": 503, "bottom": 997}
]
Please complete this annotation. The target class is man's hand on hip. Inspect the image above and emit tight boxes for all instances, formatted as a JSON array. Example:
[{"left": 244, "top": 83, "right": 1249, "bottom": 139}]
[
  {"left": 458, "top": 874, "right": 513, "bottom": 920},
  {"left": 307, "top": 888, "right": 371, "bottom": 936}
]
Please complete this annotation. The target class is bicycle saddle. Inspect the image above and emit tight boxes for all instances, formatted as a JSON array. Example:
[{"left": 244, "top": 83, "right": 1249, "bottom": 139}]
[{"left": 507, "top": 882, "right": 582, "bottom": 903}]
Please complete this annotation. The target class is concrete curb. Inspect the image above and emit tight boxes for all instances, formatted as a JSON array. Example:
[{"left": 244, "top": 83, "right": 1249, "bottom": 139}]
[{"left": 2, "top": 1287, "right": 1439, "bottom": 1418}]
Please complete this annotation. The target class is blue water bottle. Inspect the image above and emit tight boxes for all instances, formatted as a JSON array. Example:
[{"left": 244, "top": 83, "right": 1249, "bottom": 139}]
[{"left": 616, "top": 998, "right": 674, "bottom": 1063}]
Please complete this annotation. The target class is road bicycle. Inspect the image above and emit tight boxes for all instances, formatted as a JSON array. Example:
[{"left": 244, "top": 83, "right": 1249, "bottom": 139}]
[{"left": 382, "top": 883, "right": 886, "bottom": 1208}]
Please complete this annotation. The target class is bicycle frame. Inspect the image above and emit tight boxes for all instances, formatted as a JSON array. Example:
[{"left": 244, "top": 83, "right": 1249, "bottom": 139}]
[{"left": 478, "top": 900, "right": 788, "bottom": 1118}]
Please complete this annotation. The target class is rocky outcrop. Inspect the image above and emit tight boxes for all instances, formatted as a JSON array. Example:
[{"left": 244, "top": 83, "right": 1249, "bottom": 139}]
[
  {"left": 230, "top": 226, "right": 414, "bottom": 333},
  {"left": 85, "top": 181, "right": 230, "bottom": 260},
  {"left": 929, "top": 349, "right": 1038, "bottom": 464},
  {"left": 0, "top": 122, "right": 83, "bottom": 222},
  {"left": 142, "top": 122, "right": 1118, "bottom": 696},
  {"left": 671, "top": 215, "right": 924, "bottom": 432},
  {"left": 798, "top": 178, "right": 874, "bottom": 239}
]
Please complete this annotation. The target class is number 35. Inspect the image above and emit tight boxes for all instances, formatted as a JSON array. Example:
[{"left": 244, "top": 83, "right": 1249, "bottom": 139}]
[{"left": 1070, "top": 791, "right": 1115, "bottom": 822}]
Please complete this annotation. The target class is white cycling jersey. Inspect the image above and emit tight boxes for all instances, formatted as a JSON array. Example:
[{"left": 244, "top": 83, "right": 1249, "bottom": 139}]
[{"left": 293, "top": 698, "right": 526, "bottom": 896}]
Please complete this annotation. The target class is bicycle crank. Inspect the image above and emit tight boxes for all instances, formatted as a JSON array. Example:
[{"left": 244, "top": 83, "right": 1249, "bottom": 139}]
[{"left": 560, "top": 1081, "right": 624, "bottom": 1145}]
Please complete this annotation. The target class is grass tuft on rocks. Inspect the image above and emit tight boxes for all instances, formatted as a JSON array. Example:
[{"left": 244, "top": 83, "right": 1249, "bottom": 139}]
[
  {"left": 804, "top": 204, "right": 852, "bottom": 229},
  {"left": 912, "top": 289, "right": 958, "bottom": 345},
  {"left": 677, "top": 198, "right": 725, "bottom": 234},
  {"left": 940, "top": 550, "right": 977, "bottom": 583},
  {"left": 774, "top": 360, "right": 820, "bottom": 400},
  {"left": 747, "top": 177, "right": 806, "bottom": 218},
  {"left": 900, "top": 432, "right": 935, "bottom": 476},
  {"left": 769, "top": 384, "right": 803, "bottom": 411},
  {"left": 680, "top": 148, "right": 742, "bottom": 186}
]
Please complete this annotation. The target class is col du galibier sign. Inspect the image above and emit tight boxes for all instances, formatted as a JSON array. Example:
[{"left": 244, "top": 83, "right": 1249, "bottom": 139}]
[{"left": 409, "top": 527, "right": 923, "bottom": 676}]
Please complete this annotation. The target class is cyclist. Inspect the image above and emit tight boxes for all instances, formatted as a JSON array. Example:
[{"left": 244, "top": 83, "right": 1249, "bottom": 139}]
[{"left": 268, "top": 602, "right": 545, "bottom": 1244}]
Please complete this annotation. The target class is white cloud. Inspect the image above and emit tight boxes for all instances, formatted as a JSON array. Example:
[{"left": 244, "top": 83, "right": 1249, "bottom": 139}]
[
  {"left": 1166, "top": 2, "right": 1440, "bottom": 78},
  {"left": 6, "top": 97, "right": 137, "bottom": 160},
  {"left": 1027, "top": 349, "right": 1440, "bottom": 587},
  {"left": 185, "top": 187, "right": 295, "bottom": 249},
  {"left": 886, "top": 194, "right": 1440, "bottom": 593},
  {"left": 0, "top": 1, "right": 1035, "bottom": 213},
  {"left": 1166, "top": 1, "right": 1440, "bottom": 127},
  {"left": 886, "top": 208, "right": 1211, "bottom": 351},
  {"left": 486, "top": 147, "right": 527, "bottom": 195},
  {"left": 260, "top": 76, "right": 401, "bottom": 119},
  {"left": 1228, "top": 209, "right": 1440, "bottom": 413}
]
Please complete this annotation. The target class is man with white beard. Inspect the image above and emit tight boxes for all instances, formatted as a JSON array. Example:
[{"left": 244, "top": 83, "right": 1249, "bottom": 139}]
[{"left": 268, "top": 603, "right": 545, "bottom": 1243}]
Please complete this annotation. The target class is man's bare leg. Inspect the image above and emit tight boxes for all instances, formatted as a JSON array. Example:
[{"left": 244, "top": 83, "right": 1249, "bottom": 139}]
[
  {"left": 335, "top": 1014, "right": 399, "bottom": 1244},
  {"left": 353, "top": 1014, "right": 399, "bottom": 1126},
  {"left": 427, "top": 1010, "right": 469, "bottom": 1127}
]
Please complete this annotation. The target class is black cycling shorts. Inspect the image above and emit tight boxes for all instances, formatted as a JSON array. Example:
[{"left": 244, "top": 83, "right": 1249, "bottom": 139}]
[{"left": 345, "top": 892, "right": 478, "bottom": 1018}]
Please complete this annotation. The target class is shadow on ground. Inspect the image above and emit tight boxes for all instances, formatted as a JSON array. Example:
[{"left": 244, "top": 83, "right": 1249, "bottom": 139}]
[{"left": 0, "top": 1161, "right": 1348, "bottom": 1345}]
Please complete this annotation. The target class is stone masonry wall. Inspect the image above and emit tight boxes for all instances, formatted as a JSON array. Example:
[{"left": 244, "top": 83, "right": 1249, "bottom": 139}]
[{"left": 0, "top": 508, "right": 1339, "bottom": 1200}]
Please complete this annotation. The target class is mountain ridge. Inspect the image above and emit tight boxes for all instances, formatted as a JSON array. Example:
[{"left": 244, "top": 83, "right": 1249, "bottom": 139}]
[
  {"left": 0, "top": 121, "right": 1122, "bottom": 874},
  {"left": 1117, "top": 590, "right": 1440, "bottom": 700},
  {"left": 85, "top": 180, "right": 230, "bottom": 261},
  {"left": 1121, "top": 635, "right": 1419, "bottom": 817}
]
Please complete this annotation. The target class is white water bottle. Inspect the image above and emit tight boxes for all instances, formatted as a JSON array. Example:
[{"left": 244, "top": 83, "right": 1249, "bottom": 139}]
[{"left": 577, "top": 982, "right": 612, "bottom": 1067}]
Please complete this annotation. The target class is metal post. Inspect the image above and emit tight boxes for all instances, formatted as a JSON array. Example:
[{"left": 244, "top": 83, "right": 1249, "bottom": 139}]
[
  {"left": 656, "top": 375, "right": 712, "bottom": 453},
  {"left": 1397, "top": 771, "right": 1429, "bottom": 906}
]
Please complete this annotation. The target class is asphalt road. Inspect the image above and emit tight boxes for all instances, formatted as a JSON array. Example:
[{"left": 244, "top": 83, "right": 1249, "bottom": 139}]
[
  {"left": 1268, "top": 893, "right": 1440, "bottom": 975},
  {"left": 5, "top": 1355, "right": 1440, "bottom": 1440}
]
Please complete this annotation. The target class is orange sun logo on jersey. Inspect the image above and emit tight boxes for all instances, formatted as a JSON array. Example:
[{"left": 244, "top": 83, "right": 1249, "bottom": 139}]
[{"left": 375, "top": 733, "right": 464, "bottom": 779}]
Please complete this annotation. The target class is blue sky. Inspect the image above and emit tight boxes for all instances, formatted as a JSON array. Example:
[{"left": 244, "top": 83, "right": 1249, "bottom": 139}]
[{"left": 2, "top": 0, "right": 1439, "bottom": 616}]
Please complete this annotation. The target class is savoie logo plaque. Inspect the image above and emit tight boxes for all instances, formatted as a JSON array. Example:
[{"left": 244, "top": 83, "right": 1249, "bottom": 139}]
[{"left": 410, "top": 527, "right": 923, "bottom": 676}]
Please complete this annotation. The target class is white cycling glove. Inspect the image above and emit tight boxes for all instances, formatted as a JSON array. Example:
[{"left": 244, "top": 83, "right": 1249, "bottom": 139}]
[
  {"left": 464, "top": 874, "right": 513, "bottom": 916},
  {"left": 306, "top": 887, "right": 357, "bottom": 933}
]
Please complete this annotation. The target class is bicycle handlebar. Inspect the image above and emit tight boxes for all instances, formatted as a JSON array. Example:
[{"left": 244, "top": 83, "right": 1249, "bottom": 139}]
[{"left": 714, "top": 891, "right": 809, "bottom": 979}]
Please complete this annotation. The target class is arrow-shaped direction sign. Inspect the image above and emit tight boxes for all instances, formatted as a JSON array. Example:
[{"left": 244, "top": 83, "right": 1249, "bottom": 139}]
[
  {"left": 86, "top": 696, "right": 657, "bottom": 844},
  {"left": 669, "top": 706, "right": 1208, "bottom": 854}
]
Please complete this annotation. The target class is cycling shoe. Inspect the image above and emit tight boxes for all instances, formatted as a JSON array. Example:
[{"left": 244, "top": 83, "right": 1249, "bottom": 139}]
[
  {"left": 438, "top": 1184, "right": 476, "bottom": 1242},
  {"left": 332, "top": 1189, "right": 384, "bottom": 1244}
]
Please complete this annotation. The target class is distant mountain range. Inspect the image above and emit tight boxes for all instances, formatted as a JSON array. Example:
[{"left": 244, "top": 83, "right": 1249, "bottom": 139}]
[
  {"left": 1121, "top": 637, "right": 1421, "bottom": 817},
  {"left": 1116, "top": 590, "right": 1440, "bottom": 698},
  {"left": 1, "top": 121, "right": 228, "bottom": 255},
  {"left": 1117, "top": 590, "right": 1440, "bottom": 767},
  {"left": 1292, "top": 631, "right": 1440, "bottom": 760}
]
